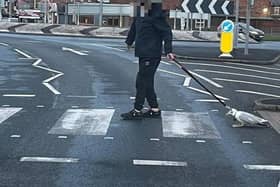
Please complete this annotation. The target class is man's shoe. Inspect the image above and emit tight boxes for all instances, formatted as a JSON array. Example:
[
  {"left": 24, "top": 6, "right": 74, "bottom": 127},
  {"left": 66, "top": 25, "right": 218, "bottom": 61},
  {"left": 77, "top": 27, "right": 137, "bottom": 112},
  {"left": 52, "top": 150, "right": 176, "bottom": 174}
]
[
  {"left": 143, "top": 109, "right": 161, "bottom": 118},
  {"left": 121, "top": 109, "right": 143, "bottom": 120}
]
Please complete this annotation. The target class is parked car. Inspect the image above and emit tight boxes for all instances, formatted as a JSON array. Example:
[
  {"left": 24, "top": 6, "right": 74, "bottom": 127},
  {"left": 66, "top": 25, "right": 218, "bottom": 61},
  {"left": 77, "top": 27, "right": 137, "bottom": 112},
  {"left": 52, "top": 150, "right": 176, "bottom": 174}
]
[
  {"left": 217, "top": 22, "right": 265, "bottom": 42},
  {"left": 238, "top": 22, "right": 265, "bottom": 41}
]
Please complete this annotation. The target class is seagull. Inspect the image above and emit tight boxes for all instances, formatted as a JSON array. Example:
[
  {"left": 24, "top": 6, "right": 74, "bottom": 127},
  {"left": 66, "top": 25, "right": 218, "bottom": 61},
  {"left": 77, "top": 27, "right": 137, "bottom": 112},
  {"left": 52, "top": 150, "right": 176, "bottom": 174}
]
[{"left": 226, "top": 108, "right": 270, "bottom": 128}]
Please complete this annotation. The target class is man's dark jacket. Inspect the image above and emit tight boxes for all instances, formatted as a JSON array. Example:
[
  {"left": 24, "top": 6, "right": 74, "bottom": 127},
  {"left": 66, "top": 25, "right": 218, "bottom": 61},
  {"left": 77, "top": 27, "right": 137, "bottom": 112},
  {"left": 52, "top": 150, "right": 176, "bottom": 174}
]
[{"left": 125, "top": 7, "right": 173, "bottom": 58}]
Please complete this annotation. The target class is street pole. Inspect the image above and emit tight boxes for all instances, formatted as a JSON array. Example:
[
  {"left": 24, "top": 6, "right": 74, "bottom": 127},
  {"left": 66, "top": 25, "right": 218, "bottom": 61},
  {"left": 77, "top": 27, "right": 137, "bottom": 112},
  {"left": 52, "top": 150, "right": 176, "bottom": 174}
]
[
  {"left": 44, "top": 0, "right": 47, "bottom": 23},
  {"left": 244, "top": 0, "right": 251, "bottom": 55},
  {"left": 64, "top": 2, "right": 68, "bottom": 24},
  {"left": 77, "top": 2, "right": 80, "bottom": 25},
  {"left": 9, "top": 0, "right": 12, "bottom": 19},
  {"left": 234, "top": 0, "right": 239, "bottom": 49},
  {"left": 99, "top": 0, "right": 103, "bottom": 27},
  {"left": 174, "top": 8, "right": 177, "bottom": 30}
]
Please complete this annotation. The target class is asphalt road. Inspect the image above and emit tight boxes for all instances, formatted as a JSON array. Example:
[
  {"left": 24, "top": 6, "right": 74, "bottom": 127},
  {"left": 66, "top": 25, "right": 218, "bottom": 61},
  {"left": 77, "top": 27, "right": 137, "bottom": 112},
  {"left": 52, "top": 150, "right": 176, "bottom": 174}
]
[{"left": 0, "top": 34, "right": 279, "bottom": 187}]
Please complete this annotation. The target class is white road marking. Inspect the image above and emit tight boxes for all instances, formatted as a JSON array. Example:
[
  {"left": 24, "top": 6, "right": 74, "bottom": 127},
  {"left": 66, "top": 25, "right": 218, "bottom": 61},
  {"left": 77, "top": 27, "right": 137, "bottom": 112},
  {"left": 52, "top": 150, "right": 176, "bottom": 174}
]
[
  {"left": 188, "top": 87, "right": 229, "bottom": 101},
  {"left": 58, "top": 136, "right": 68, "bottom": 139},
  {"left": 211, "top": 109, "right": 219, "bottom": 112},
  {"left": 243, "top": 165, "right": 280, "bottom": 171},
  {"left": 62, "top": 47, "right": 88, "bottom": 56},
  {"left": 48, "top": 109, "right": 115, "bottom": 135},
  {"left": 150, "top": 138, "right": 160, "bottom": 141},
  {"left": 32, "top": 58, "right": 63, "bottom": 95},
  {"left": 195, "top": 69, "right": 280, "bottom": 82},
  {"left": 71, "top": 106, "right": 79, "bottom": 108},
  {"left": 43, "top": 73, "right": 64, "bottom": 83},
  {"left": 14, "top": 49, "right": 32, "bottom": 59},
  {"left": 0, "top": 108, "right": 22, "bottom": 124},
  {"left": 224, "top": 62, "right": 280, "bottom": 71},
  {"left": 159, "top": 69, "right": 222, "bottom": 88},
  {"left": 33, "top": 59, "right": 62, "bottom": 74},
  {"left": 161, "top": 111, "right": 221, "bottom": 139},
  {"left": 10, "top": 135, "right": 21, "bottom": 138},
  {"left": 189, "top": 71, "right": 223, "bottom": 88},
  {"left": 160, "top": 61, "right": 171, "bottom": 65},
  {"left": 196, "top": 140, "right": 206, "bottom": 143},
  {"left": 3, "top": 94, "right": 36, "bottom": 97},
  {"left": 213, "top": 78, "right": 280, "bottom": 89},
  {"left": 43, "top": 82, "right": 61, "bottom": 95},
  {"left": 158, "top": 69, "right": 186, "bottom": 77},
  {"left": 24, "top": 41, "right": 42, "bottom": 43},
  {"left": 175, "top": 109, "right": 184, "bottom": 111},
  {"left": 20, "top": 157, "right": 79, "bottom": 163},
  {"left": 106, "top": 106, "right": 114, "bottom": 109},
  {"left": 185, "top": 62, "right": 280, "bottom": 75},
  {"left": 278, "top": 180, "right": 280, "bottom": 187},
  {"left": 183, "top": 77, "right": 192, "bottom": 86},
  {"left": 0, "top": 42, "right": 9, "bottom": 46},
  {"left": 236, "top": 90, "right": 280, "bottom": 98},
  {"left": 2, "top": 105, "right": 11, "bottom": 107},
  {"left": 36, "top": 105, "right": 45, "bottom": 108},
  {"left": 66, "top": 95, "right": 97, "bottom": 98},
  {"left": 133, "top": 160, "right": 187, "bottom": 167},
  {"left": 242, "top": 141, "right": 252, "bottom": 144},
  {"left": 104, "top": 136, "right": 114, "bottom": 140},
  {"left": 195, "top": 99, "right": 219, "bottom": 103}
]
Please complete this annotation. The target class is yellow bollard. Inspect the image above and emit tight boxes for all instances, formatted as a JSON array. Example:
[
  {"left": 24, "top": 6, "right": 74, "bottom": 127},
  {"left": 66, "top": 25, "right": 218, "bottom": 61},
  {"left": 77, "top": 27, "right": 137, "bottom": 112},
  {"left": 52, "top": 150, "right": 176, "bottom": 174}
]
[{"left": 219, "top": 20, "right": 235, "bottom": 58}]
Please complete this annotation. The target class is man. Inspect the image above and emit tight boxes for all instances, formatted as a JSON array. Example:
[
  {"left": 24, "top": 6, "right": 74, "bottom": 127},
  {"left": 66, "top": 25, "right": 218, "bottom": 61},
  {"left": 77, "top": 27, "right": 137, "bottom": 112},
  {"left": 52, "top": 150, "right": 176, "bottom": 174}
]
[{"left": 121, "top": 0, "right": 176, "bottom": 120}]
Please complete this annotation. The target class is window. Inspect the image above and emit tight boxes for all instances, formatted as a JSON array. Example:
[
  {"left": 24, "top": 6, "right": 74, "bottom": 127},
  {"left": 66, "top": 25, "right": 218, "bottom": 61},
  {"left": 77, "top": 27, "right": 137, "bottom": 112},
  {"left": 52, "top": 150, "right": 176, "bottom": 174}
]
[{"left": 274, "top": 7, "right": 280, "bottom": 15}]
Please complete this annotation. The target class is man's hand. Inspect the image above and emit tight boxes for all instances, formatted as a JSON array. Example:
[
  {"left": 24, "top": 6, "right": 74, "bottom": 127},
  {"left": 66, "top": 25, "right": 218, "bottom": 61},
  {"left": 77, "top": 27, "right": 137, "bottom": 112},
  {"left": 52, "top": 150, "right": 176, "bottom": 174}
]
[
  {"left": 167, "top": 53, "right": 176, "bottom": 61},
  {"left": 127, "top": 45, "right": 132, "bottom": 51}
]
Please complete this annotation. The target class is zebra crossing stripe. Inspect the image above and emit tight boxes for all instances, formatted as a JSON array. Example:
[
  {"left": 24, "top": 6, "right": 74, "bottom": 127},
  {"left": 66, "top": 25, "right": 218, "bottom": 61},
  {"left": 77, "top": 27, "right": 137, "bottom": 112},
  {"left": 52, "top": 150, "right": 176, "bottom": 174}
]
[
  {"left": 20, "top": 157, "right": 79, "bottom": 163},
  {"left": 133, "top": 160, "right": 187, "bottom": 167},
  {"left": 0, "top": 108, "right": 22, "bottom": 124},
  {"left": 161, "top": 111, "right": 221, "bottom": 139},
  {"left": 48, "top": 109, "right": 115, "bottom": 136}
]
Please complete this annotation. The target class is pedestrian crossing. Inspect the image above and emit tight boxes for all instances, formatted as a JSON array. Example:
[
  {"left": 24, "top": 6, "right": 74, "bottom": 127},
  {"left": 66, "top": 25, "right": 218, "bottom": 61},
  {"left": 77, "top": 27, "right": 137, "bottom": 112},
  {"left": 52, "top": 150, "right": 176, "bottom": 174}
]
[
  {"left": 48, "top": 109, "right": 115, "bottom": 135},
  {"left": 0, "top": 107, "right": 22, "bottom": 124},
  {"left": 0, "top": 107, "right": 222, "bottom": 139}
]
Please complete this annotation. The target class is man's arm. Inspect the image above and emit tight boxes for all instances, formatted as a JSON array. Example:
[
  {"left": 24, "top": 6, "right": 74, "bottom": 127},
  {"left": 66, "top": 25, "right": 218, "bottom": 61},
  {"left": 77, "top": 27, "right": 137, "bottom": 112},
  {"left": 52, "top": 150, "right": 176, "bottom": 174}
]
[
  {"left": 153, "top": 18, "right": 173, "bottom": 55},
  {"left": 125, "top": 19, "right": 136, "bottom": 47}
]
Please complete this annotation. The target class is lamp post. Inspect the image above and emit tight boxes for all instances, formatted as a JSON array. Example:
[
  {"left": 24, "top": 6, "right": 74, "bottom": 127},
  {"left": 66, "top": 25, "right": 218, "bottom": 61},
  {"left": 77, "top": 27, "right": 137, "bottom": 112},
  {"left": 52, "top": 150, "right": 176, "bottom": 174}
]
[
  {"left": 99, "top": 0, "right": 103, "bottom": 27},
  {"left": 44, "top": 0, "right": 47, "bottom": 23},
  {"left": 244, "top": 0, "right": 252, "bottom": 55},
  {"left": 234, "top": 0, "right": 239, "bottom": 49}
]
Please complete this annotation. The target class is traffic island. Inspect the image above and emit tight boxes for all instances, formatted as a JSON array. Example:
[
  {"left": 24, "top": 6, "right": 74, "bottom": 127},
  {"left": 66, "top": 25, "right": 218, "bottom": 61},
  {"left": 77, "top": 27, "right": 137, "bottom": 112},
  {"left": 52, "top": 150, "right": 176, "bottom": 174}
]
[
  {"left": 175, "top": 47, "right": 280, "bottom": 65},
  {"left": 255, "top": 98, "right": 280, "bottom": 134},
  {"left": 254, "top": 98, "right": 280, "bottom": 111}
]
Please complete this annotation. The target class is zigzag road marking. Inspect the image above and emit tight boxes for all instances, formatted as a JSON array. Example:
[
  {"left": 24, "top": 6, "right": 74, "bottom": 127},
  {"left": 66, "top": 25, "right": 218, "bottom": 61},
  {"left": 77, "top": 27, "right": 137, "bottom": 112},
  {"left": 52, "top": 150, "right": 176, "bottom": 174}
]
[{"left": 14, "top": 49, "right": 63, "bottom": 95}]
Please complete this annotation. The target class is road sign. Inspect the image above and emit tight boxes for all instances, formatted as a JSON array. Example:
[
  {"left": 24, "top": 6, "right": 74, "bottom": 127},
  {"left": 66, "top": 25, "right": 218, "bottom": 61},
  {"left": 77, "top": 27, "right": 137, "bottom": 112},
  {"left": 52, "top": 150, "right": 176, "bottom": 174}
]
[
  {"left": 221, "top": 20, "right": 234, "bottom": 32},
  {"left": 182, "top": 0, "right": 234, "bottom": 15},
  {"left": 219, "top": 20, "right": 234, "bottom": 58}
]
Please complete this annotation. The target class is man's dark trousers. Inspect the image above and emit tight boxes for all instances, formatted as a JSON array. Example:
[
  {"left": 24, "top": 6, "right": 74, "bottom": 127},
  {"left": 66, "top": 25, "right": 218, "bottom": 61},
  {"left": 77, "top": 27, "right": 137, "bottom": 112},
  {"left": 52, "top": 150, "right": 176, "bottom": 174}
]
[{"left": 134, "top": 57, "right": 160, "bottom": 111}]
